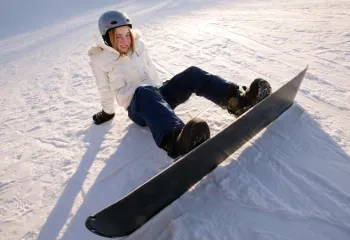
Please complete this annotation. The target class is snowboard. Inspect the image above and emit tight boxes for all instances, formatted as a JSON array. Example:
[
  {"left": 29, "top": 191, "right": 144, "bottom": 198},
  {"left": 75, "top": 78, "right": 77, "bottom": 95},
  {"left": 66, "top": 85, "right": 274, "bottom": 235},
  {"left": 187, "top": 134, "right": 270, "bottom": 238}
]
[{"left": 85, "top": 66, "right": 308, "bottom": 238}]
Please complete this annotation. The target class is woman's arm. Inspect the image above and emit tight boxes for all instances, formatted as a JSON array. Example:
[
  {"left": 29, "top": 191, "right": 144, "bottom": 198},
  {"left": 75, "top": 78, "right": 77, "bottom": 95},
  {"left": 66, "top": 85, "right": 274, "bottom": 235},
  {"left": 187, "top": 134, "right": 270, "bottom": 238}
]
[{"left": 90, "top": 61, "right": 115, "bottom": 114}]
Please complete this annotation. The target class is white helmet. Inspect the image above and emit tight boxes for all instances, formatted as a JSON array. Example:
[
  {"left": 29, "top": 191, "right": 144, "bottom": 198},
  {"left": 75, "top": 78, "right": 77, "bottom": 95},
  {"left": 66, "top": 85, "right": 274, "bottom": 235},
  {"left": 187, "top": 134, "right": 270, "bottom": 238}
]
[{"left": 98, "top": 11, "right": 132, "bottom": 46}]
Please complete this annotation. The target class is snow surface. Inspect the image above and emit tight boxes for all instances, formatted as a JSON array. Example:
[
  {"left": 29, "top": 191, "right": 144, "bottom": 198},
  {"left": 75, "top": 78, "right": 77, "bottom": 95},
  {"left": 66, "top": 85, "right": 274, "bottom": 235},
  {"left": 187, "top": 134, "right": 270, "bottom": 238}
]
[{"left": 1, "top": 0, "right": 350, "bottom": 239}]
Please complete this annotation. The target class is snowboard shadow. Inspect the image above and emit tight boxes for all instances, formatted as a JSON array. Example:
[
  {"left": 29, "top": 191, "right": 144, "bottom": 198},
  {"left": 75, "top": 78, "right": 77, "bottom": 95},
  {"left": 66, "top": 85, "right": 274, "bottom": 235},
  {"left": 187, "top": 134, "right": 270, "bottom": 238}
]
[{"left": 143, "top": 104, "right": 350, "bottom": 239}]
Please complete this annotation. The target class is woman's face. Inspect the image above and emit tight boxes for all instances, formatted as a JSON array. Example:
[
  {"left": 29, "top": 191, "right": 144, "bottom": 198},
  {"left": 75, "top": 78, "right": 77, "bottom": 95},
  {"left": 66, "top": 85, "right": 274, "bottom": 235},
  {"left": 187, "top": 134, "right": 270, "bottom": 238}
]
[{"left": 114, "top": 26, "right": 131, "bottom": 54}]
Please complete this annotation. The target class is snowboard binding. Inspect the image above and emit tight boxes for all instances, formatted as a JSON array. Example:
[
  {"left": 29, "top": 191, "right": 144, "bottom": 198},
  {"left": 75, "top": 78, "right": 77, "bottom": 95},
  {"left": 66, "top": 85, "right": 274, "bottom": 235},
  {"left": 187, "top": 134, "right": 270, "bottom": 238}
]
[{"left": 228, "top": 78, "right": 272, "bottom": 116}]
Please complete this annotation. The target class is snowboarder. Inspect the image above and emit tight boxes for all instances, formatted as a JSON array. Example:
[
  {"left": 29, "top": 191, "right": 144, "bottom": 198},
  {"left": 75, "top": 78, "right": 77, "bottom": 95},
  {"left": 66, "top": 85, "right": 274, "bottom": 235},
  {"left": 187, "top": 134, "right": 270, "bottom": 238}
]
[{"left": 88, "top": 10, "right": 272, "bottom": 158}]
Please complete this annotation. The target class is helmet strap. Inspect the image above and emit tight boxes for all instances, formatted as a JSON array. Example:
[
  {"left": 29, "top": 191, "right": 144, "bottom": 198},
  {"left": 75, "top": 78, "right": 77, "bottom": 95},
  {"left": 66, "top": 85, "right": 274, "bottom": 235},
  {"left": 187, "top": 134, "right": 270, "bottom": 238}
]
[{"left": 103, "top": 34, "right": 113, "bottom": 47}]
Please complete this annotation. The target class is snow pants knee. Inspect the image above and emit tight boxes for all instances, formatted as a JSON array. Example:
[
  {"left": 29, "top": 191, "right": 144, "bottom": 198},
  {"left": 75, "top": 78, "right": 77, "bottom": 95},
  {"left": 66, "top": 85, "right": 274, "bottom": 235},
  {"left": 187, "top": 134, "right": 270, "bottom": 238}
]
[{"left": 127, "top": 66, "right": 238, "bottom": 147}]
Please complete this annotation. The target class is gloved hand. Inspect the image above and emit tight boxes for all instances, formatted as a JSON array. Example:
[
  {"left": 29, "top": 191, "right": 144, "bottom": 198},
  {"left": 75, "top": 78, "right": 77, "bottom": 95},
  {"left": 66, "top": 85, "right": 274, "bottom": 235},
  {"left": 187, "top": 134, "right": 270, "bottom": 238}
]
[{"left": 93, "top": 110, "right": 115, "bottom": 125}]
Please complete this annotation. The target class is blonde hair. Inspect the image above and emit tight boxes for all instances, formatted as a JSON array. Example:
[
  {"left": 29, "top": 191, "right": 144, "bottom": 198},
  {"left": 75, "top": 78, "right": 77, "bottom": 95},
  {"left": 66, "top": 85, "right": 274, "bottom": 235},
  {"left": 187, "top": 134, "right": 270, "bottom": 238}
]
[{"left": 108, "top": 27, "right": 135, "bottom": 57}]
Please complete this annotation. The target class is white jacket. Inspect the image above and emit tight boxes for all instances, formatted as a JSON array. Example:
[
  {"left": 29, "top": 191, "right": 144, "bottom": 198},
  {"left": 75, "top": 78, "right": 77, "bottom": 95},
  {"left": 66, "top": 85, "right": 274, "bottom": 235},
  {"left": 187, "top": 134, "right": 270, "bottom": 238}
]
[{"left": 88, "top": 30, "right": 161, "bottom": 113}]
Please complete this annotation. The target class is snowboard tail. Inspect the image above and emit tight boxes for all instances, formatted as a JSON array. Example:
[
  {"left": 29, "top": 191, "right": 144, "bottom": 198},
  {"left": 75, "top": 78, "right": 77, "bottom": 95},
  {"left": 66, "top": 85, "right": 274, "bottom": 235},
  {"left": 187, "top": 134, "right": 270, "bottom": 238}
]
[{"left": 86, "top": 66, "right": 308, "bottom": 238}]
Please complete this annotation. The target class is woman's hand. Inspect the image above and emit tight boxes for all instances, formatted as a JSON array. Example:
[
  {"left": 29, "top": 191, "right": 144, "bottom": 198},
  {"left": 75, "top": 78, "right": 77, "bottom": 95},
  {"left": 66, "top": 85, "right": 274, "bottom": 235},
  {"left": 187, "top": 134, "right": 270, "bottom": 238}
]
[{"left": 93, "top": 110, "right": 115, "bottom": 125}]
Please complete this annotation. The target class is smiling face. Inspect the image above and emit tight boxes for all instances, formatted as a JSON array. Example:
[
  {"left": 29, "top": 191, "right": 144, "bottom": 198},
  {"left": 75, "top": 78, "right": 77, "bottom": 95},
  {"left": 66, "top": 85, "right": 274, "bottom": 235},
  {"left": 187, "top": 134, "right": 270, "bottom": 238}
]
[{"left": 108, "top": 25, "right": 132, "bottom": 54}]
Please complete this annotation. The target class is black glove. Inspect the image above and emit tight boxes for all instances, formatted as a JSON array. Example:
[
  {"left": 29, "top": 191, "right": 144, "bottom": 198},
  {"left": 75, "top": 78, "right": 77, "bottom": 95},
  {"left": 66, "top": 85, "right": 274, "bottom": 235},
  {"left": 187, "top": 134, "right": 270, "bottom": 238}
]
[{"left": 93, "top": 110, "right": 115, "bottom": 125}]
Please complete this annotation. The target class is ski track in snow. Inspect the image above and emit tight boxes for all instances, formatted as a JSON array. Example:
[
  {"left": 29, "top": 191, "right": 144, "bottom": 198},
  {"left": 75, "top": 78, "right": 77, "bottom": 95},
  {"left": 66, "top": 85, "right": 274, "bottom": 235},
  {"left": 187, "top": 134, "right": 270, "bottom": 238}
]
[{"left": 1, "top": 0, "right": 350, "bottom": 239}]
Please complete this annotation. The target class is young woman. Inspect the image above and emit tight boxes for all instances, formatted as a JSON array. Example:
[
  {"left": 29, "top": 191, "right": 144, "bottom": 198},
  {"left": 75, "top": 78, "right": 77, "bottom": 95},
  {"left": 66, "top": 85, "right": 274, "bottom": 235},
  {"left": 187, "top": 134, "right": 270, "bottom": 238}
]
[{"left": 88, "top": 11, "right": 272, "bottom": 158}]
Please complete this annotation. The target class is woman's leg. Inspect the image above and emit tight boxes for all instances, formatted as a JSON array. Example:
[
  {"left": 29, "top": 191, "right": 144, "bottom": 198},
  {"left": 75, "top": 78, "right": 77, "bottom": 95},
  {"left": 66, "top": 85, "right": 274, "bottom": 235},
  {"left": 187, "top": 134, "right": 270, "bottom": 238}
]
[
  {"left": 127, "top": 85, "right": 184, "bottom": 147},
  {"left": 159, "top": 66, "right": 240, "bottom": 110},
  {"left": 159, "top": 66, "right": 272, "bottom": 117},
  {"left": 128, "top": 85, "right": 210, "bottom": 158}
]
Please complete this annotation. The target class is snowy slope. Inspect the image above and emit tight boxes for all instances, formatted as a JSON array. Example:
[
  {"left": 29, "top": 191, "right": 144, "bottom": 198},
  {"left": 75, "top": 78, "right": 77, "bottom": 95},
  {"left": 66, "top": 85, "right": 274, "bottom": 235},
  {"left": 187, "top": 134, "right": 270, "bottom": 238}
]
[{"left": 1, "top": 0, "right": 350, "bottom": 239}]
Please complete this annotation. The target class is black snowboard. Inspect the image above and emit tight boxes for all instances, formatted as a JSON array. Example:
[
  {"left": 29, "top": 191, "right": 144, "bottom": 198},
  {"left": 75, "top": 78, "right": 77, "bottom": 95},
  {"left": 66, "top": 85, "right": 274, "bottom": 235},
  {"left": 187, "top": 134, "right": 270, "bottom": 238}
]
[{"left": 85, "top": 66, "right": 308, "bottom": 238}]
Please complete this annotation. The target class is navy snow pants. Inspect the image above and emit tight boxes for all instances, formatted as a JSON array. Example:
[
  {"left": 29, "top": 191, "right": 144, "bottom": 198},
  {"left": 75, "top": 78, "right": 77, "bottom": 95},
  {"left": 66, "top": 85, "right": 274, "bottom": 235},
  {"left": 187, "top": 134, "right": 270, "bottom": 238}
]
[{"left": 127, "top": 66, "right": 237, "bottom": 147}]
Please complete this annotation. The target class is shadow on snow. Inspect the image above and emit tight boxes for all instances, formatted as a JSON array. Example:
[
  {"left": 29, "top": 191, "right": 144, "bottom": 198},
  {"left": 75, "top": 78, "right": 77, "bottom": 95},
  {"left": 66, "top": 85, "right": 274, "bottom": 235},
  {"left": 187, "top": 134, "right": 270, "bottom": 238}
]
[{"left": 38, "top": 104, "right": 350, "bottom": 240}]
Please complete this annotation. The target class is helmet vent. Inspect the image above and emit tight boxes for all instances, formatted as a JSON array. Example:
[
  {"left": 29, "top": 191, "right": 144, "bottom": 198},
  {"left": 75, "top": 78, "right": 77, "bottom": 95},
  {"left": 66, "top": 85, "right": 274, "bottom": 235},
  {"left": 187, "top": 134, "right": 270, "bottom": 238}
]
[{"left": 110, "top": 21, "right": 118, "bottom": 25}]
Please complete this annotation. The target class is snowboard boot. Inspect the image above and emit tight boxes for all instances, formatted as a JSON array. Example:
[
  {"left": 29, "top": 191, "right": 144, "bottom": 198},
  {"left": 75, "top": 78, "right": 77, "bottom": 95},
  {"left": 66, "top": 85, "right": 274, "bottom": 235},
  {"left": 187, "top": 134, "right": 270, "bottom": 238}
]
[
  {"left": 161, "top": 117, "right": 210, "bottom": 159},
  {"left": 227, "top": 78, "right": 272, "bottom": 117}
]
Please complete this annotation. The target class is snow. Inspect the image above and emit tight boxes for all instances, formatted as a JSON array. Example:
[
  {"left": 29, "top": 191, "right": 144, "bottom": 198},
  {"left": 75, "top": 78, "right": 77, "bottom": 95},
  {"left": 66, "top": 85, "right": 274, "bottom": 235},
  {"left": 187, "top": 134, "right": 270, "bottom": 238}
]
[{"left": 1, "top": 0, "right": 350, "bottom": 239}]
